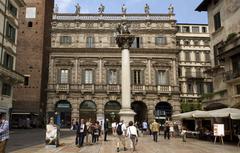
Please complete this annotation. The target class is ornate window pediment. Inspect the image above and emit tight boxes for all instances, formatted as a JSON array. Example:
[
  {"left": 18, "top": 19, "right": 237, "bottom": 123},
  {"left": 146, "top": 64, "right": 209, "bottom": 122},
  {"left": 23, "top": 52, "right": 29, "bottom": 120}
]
[
  {"left": 80, "top": 61, "right": 98, "bottom": 67},
  {"left": 104, "top": 61, "right": 121, "bottom": 67},
  {"left": 55, "top": 59, "right": 74, "bottom": 67},
  {"left": 153, "top": 60, "right": 171, "bottom": 67}
]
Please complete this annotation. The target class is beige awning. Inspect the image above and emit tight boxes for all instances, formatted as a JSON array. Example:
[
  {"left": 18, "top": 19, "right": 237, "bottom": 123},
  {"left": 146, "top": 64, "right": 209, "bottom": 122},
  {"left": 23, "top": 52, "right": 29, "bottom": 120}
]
[{"left": 172, "top": 110, "right": 206, "bottom": 119}]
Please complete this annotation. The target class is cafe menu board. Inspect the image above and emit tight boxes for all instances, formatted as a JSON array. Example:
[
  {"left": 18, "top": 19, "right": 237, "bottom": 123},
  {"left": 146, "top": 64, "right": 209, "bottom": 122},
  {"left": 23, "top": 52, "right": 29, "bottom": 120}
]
[{"left": 213, "top": 124, "right": 225, "bottom": 136}]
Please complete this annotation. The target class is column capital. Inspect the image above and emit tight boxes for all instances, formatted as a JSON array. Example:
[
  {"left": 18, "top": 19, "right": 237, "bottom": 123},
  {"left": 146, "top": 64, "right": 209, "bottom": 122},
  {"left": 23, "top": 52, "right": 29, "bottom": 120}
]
[{"left": 116, "top": 34, "right": 135, "bottom": 49}]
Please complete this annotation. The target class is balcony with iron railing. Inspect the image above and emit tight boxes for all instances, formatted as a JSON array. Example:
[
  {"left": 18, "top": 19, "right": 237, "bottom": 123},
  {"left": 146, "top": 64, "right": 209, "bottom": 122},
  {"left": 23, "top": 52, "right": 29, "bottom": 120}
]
[{"left": 185, "top": 72, "right": 204, "bottom": 79}]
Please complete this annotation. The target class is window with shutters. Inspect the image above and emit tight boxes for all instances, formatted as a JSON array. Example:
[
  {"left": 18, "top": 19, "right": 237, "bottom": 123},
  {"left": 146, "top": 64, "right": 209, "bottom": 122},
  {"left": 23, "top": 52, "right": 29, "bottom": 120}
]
[
  {"left": 132, "top": 37, "right": 142, "bottom": 48},
  {"left": 205, "top": 52, "right": 210, "bottom": 62},
  {"left": 60, "top": 36, "right": 72, "bottom": 44},
  {"left": 60, "top": 69, "right": 69, "bottom": 84},
  {"left": 84, "top": 69, "right": 93, "bottom": 84},
  {"left": 2, "top": 83, "right": 11, "bottom": 96},
  {"left": 133, "top": 70, "right": 142, "bottom": 85},
  {"left": 206, "top": 82, "right": 213, "bottom": 93},
  {"left": 3, "top": 52, "right": 14, "bottom": 70},
  {"left": 196, "top": 81, "right": 204, "bottom": 95},
  {"left": 86, "top": 36, "right": 94, "bottom": 48},
  {"left": 185, "top": 51, "right": 191, "bottom": 61},
  {"left": 157, "top": 70, "right": 169, "bottom": 85},
  {"left": 155, "top": 36, "right": 167, "bottom": 45},
  {"left": 214, "top": 12, "right": 221, "bottom": 31},
  {"left": 195, "top": 52, "right": 200, "bottom": 62},
  {"left": 6, "top": 22, "right": 16, "bottom": 43},
  {"left": 8, "top": 2, "right": 17, "bottom": 17},
  {"left": 107, "top": 69, "right": 118, "bottom": 84},
  {"left": 187, "top": 82, "right": 194, "bottom": 94}
]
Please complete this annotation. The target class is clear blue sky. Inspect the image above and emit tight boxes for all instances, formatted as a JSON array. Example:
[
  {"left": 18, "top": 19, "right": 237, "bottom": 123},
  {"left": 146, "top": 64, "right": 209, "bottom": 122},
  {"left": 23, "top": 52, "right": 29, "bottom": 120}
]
[{"left": 55, "top": 0, "right": 207, "bottom": 24}]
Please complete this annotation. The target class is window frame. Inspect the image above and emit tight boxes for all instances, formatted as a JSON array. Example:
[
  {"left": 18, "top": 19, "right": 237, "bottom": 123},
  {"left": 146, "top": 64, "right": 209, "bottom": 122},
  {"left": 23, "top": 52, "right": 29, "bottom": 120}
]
[{"left": 59, "top": 69, "right": 69, "bottom": 84}]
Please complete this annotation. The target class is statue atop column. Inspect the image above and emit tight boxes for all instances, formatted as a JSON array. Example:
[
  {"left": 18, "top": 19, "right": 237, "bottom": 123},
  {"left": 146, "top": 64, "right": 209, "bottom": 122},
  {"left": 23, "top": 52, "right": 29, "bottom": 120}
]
[
  {"left": 116, "top": 22, "right": 131, "bottom": 35},
  {"left": 122, "top": 4, "right": 127, "bottom": 14},
  {"left": 144, "top": 3, "right": 150, "bottom": 14},
  {"left": 168, "top": 4, "right": 174, "bottom": 14},
  {"left": 98, "top": 3, "right": 105, "bottom": 14},
  {"left": 75, "top": 3, "right": 81, "bottom": 14},
  {"left": 54, "top": 4, "right": 59, "bottom": 14}
]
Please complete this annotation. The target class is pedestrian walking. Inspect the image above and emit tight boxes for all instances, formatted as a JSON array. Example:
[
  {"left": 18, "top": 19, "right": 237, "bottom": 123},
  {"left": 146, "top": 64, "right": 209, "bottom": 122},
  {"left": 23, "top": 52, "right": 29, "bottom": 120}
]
[
  {"left": 92, "top": 121, "right": 101, "bottom": 143},
  {"left": 76, "top": 119, "right": 87, "bottom": 147},
  {"left": 142, "top": 120, "right": 148, "bottom": 135},
  {"left": 150, "top": 120, "right": 160, "bottom": 142},
  {"left": 127, "top": 121, "right": 138, "bottom": 152},
  {"left": 104, "top": 119, "right": 109, "bottom": 141},
  {"left": 116, "top": 120, "right": 127, "bottom": 152},
  {"left": 181, "top": 127, "right": 187, "bottom": 142},
  {"left": 164, "top": 122, "right": 170, "bottom": 140},
  {"left": 112, "top": 121, "right": 117, "bottom": 136},
  {"left": 0, "top": 113, "right": 9, "bottom": 153},
  {"left": 85, "top": 118, "right": 92, "bottom": 145},
  {"left": 170, "top": 123, "right": 175, "bottom": 138}
]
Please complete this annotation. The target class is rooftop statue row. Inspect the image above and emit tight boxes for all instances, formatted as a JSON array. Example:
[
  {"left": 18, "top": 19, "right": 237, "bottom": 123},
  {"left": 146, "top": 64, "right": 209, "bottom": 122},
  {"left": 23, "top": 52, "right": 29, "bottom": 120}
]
[{"left": 54, "top": 3, "right": 174, "bottom": 15}]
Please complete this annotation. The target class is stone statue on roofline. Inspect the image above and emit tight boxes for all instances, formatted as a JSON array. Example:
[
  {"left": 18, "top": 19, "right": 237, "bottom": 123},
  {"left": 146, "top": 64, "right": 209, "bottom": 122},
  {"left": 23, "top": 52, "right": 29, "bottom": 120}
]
[
  {"left": 75, "top": 3, "right": 81, "bottom": 14},
  {"left": 98, "top": 3, "right": 105, "bottom": 14},
  {"left": 144, "top": 3, "right": 150, "bottom": 14},
  {"left": 122, "top": 4, "right": 127, "bottom": 14},
  {"left": 54, "top": 4, "right": 59, "bottom": 14},
  {"left": 168, "top": 4, "right": 174, "bottom": 14}
]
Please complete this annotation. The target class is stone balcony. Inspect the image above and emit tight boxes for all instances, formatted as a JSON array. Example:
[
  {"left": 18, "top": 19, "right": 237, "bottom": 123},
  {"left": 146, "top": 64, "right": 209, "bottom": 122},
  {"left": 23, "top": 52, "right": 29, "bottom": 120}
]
[
  {"left": 48, "top": 84, "right": 179, "bottom": 95},
  {"left": 0, "top": 64, "right": 24, "bottom": 84},
  {"left": 225, "top": 70, "right": 240, "bottom": 83}
]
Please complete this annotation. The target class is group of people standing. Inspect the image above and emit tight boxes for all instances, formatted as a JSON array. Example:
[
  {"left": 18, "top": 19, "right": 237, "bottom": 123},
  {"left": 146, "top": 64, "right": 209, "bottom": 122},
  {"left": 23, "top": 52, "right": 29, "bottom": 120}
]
[{"left": 73, "top": 118, "right": 106, "bottom": 147}]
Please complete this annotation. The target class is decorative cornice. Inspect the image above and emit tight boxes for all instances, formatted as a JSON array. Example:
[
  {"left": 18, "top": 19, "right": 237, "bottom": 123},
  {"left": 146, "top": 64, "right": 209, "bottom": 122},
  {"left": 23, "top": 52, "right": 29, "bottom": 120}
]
[
  {"left": 55, "top": 59, "right": 74, "bottom": 66},
  {"left": 79, "top": 61, "right": 98, "bottom": 66}
]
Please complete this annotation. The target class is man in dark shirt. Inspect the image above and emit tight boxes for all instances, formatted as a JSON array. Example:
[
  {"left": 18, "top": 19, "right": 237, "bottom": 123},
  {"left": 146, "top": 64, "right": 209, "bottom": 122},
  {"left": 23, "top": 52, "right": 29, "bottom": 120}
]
[
  {"left": 104, "top": 119, "right": 109, "bottom": 141},
  {"left": 76, "top": 119, "right": 87, "bottom": 147}
]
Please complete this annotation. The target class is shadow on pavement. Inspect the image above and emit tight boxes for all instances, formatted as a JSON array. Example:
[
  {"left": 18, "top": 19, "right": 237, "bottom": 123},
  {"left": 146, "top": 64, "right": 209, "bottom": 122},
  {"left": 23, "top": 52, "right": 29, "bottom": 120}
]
[{"left": 6, "top": 128, "right": 75, "bottom": 152}]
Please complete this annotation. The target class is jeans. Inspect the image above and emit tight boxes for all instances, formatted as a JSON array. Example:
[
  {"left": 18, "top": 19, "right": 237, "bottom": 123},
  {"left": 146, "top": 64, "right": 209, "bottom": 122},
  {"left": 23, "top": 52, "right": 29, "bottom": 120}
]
[
  {"left": 104, "top": 130, "right": 108, "bottom": 141},
  {"left": 164, "top": 131, "right": 170, "bottom": 139},
  {"left": 152, "top": 132, "right": 158, "bottom": 142},
  {"left": 78, "top": 133, "right": 85, "bottom": 146}
]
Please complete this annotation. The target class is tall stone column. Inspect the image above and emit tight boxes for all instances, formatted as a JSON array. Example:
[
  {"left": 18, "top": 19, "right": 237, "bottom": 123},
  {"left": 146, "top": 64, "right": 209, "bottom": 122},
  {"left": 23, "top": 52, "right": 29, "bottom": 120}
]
[{"left": 116, "top": 24, "right": 136, "bottom": 124}]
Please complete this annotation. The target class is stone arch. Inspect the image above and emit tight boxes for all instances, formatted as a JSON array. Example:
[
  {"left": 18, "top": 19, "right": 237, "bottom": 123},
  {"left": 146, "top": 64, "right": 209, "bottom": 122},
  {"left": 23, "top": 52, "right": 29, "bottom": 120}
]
[
  {"left": 155, "top": 101, "right": 172, "bottom": 124},
  {"left": 55, "top": 100, "right": 72, "bottom": 128},
  {"left": 104, "top": 101, "right": 121, "bottom": 123},
  {"left": 131, "top": 101, "right": 148, "bottom": 123},
  {"left": 79, "top": 100, "right": 97, "bottom": 121}
]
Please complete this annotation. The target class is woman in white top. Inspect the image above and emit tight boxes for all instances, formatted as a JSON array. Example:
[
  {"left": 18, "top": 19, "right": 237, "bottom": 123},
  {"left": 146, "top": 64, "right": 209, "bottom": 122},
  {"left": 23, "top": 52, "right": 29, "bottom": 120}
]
[{"left": 127, "top": 121, "right": 138, "bottom": 152}]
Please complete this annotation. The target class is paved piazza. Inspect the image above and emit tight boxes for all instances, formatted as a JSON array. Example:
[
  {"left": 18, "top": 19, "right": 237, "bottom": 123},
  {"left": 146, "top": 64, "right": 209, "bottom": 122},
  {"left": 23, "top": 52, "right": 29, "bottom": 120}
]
[{"left": 6, "top": 129, "right": 240, "bottom": 153}]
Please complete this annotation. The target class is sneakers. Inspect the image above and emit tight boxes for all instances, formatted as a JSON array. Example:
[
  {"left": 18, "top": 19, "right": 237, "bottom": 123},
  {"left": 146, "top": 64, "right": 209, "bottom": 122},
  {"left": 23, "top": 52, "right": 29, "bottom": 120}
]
[
  {"left": 117, "top": 147, "right": 120, "bottom": 152},
  {"left": 124, "top": 147, "right": 127, "bottom": 151}
]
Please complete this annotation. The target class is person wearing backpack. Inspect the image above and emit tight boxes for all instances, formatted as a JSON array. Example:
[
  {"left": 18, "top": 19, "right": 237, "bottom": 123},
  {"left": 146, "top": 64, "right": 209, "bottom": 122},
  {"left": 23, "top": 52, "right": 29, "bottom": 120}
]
[{"left": 116, "top": 120, "right": 127, "bottom": 152}]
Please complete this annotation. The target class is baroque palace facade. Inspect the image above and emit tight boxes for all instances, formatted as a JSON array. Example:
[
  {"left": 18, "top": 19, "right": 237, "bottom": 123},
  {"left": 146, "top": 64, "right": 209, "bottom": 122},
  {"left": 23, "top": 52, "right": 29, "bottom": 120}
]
[{"left": 47, "top": 5, "right": 212, "bottom": 127}]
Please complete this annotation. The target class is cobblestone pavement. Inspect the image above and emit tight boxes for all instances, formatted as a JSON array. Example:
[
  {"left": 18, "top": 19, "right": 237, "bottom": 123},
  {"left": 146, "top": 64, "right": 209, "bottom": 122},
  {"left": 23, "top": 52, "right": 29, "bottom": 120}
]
[{"left": 7, "top": 130, "right": 240, "bottom": 153}]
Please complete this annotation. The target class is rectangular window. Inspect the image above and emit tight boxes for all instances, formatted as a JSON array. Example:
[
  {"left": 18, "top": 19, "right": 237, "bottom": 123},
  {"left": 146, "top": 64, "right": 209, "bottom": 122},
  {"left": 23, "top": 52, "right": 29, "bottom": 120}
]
[
  {"left": 133, "top": 70, "right": 142, "bottom": 85},
  {"left": 157, "top": 70, "right": 169, "bottom": 85},
  {"left": 2, "top": 83, "right": 11, "bottom": 96},
  {"left": 197, "top": 82, "right": 204, "bottom": 95},
  {"left": 60, "top": 36, "right": 72, "bottom": 44},
  {"left": 205, "top": 52, "right": 210, "bottom": 62},
  {"left": 108, "top": 69, "right": 118, "bottom": 84},
  {"left": 60, "top": 69, "right": 69, "bottom": 84},
  {"left": 182, "top": 26, "right": 190, "bottom": 33},
  {"left": 192, "top": 27, "right": 199, "bottom": 33},
  {"left": 3, "top": 52, "right": 14, "bottom": 70},
  {"left": 214, "top": 12, "right": 221, "bottom": 31},
  {"left": 84, "top": 70, "right": 93, "bottom": 84},
  {"left": 185, "top": 51, "right": 190, "bottom": 61},
  {"left": 86, "top": 36, "right": 94, "bottom": 48},
  {"left": 155, "top": 36, "right": 167, "bottom": 45},
  {"left": 185, "top": 67, "right": 191, "bottom": 77},
  {"left": 231, "top": 53, "right": 240, "bottom": 77},
  {"left": 196, "top": 68, "right": 202, "bottom": 78},
  {"left": 24, "top": 75, "right": 30, "bottom": 86},
  {"left": 202, "top": 27, "right": 207, "bottom": 33},
  {"left": 6, "top": 22, "right": 16, "bottom": 42},
  {"left": 195, "top": 52, "right": 200, "bottom": 62},
  {"left": 26, "top": 7, "right": 36, "bottom": 19},
  {"left": 8, "top": 2, "right": 17, "bottom": 17},
  {"left": 187, "top": 82, "right": 194, "bottom": 93},
  {"left": 236, "top": 84, "right": 240, "bottom": 95},
  {"left": 206, "top": 82, "right": 213, "bottom": 93},
  {"left": 132, "top": 37, "right": 142, "bottom": 48}
]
